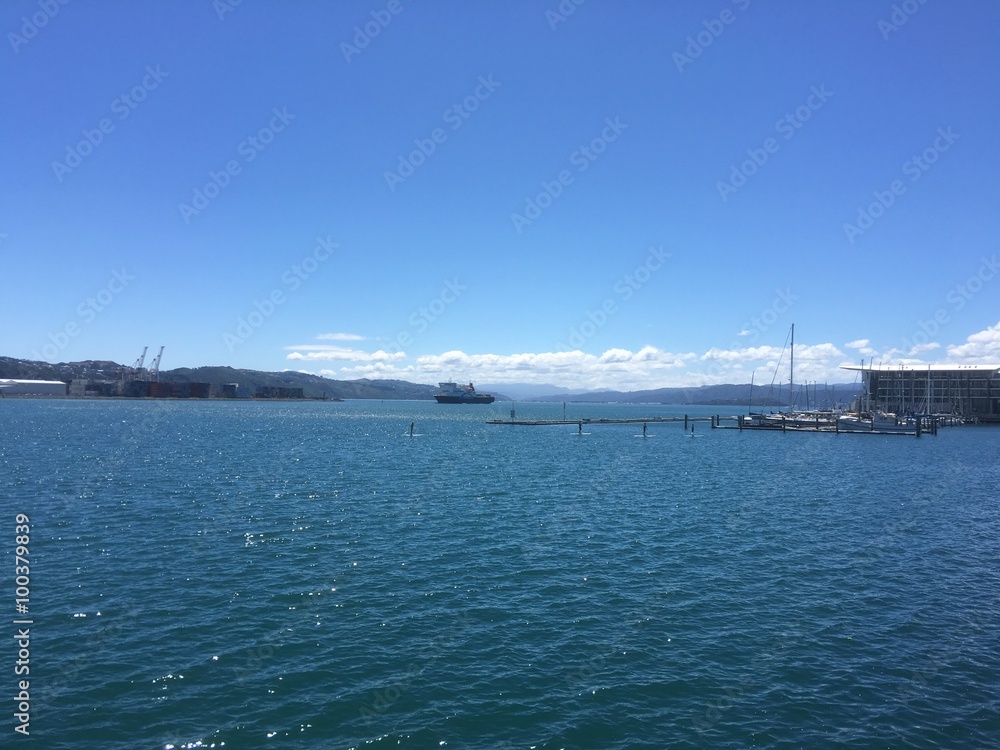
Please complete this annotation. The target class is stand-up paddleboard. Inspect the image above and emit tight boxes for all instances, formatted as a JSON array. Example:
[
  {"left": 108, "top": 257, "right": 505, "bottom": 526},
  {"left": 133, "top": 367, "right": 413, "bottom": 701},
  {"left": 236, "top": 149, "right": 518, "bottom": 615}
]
[{"left": 404, "top": 422, "right": 423, "bottom": 437}]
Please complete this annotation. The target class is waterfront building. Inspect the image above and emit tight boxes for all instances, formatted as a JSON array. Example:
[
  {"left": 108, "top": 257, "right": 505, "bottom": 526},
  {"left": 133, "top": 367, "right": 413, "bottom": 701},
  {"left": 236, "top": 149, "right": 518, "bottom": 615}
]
[{"left": 840, "top": 364, "right": 1000, "bottom": 422}]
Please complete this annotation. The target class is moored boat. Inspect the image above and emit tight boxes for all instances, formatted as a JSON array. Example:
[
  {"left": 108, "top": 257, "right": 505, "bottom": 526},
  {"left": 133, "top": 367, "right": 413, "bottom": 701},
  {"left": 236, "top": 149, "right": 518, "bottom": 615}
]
[{"left": 835, "top": 412, "right": 916, "bottom": 433}]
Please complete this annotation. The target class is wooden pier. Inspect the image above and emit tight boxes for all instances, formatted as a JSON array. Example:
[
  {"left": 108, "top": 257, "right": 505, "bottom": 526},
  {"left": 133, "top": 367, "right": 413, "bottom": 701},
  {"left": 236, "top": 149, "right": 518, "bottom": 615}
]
[
  {"left": 487, "top": 413, "right": 948, "bottom": 437},
  {"left": 486, "top": 415, "right": 733, "bottom": 427},
  {"left": 722, "top": 416, "right": 931, "bottom": 437}
]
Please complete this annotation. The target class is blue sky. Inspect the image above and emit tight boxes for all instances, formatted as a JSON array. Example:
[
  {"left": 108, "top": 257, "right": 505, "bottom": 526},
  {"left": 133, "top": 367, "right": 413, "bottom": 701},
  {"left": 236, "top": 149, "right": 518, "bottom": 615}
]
[{"left": 4, "top": 0, "right": 999, "bottom": 390}]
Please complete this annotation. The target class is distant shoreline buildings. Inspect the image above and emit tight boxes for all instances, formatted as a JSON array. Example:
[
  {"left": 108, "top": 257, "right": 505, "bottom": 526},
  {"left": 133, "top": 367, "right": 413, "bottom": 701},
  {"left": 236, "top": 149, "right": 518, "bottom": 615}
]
[{"left": 0, "top": 378, "right": 307, "bottom": 400}]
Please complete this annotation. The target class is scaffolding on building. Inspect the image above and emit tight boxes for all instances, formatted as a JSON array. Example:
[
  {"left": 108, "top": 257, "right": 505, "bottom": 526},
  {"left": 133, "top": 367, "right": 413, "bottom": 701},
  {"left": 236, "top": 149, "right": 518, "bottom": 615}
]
[{"left": 841, "top": 364, "right": 1000, "bottom": 422}]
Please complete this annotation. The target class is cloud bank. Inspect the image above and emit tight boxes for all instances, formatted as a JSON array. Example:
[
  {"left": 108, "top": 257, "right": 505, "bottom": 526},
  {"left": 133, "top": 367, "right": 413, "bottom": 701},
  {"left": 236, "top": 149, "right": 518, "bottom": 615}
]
[{"left": 285, "top": 322, "right": 1000, "bottom": 389}]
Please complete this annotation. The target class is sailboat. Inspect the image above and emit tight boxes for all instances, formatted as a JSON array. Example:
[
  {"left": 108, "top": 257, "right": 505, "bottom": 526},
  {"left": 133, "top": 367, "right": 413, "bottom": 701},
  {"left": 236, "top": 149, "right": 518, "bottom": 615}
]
[
  {"left": 745, "top": 324, "right": 840, "bottom": 430},
  {"left": 739, "top": 326, "right": 918, "bottom": 433},
  {"left": 746, "top": 324, "right": 798, "bottom": 428}
]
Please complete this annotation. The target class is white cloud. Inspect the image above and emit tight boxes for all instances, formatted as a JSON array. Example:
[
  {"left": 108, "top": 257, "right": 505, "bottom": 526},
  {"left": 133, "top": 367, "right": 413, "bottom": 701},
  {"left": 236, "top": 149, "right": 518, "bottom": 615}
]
[
  {"left": 286, "top": 346, "right": 406, "bottom": 362},
  {"left": 844, "top": 338, "right": 877, "bottom": 355},
  {"left": 692, "top": 342, "right": 846, "bottom": 385},
  {"left": 405, "top": 347, "right": 696, "bottom": 390},
  {"left": 317, "top": 332, "right": 365, "bottom": 341},
  {"left": 283, "top": 338, "right": 878, "bottom": 390},
  {"left": 793, "top": 343, "right": 844, "bottom": 361},
  {"left": 317, "top": 363, "right": 414, "bottom": 379},
  {"left": 283, "top": 344, "right": 350, "bottom": 351},
  {"left": 946, "top": 321, "right": 1000, "bottom": 362},
  {"left": 700, "top": 346, "right": 782, "bottom": 362},
  {"left": 907, "top": 341, "right": 940, "bottom": 355}
]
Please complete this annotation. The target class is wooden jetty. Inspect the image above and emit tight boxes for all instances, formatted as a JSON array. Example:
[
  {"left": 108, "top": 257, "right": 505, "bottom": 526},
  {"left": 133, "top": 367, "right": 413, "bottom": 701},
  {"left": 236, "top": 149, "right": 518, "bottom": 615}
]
[
  {"left": 488, "top": 413, "right": 946, "bottom": 437},
  {"left": 486, "top": 415, "right": 732, "bottom": 428},
  {"left": 725, "top": 413, "right": 944, "bottom": 437}
]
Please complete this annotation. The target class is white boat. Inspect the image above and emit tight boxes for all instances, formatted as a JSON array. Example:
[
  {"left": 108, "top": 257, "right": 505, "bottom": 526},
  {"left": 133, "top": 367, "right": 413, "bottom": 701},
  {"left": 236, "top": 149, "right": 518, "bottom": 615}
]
[
  {"left": 744, "top": 324, "right": 839, "bottom": 428},
  {"left": 835, "top": 412, "right": 915, "bottom": 433},
  {"left": 746, "top": 411, "right": 839, "bottom": 429}
]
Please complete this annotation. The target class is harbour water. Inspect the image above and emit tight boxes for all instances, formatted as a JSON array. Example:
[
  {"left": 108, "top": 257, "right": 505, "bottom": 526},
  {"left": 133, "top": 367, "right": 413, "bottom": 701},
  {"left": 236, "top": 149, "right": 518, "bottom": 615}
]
[{"left": 4, "top": 398, "right": 999, "bottom": 748}]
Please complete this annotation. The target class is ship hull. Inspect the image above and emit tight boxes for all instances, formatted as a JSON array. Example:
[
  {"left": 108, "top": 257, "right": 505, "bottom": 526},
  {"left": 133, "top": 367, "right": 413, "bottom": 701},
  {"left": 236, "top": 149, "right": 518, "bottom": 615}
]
[{"left": 434, "top": 394, "right": 495, "bottom": 404}]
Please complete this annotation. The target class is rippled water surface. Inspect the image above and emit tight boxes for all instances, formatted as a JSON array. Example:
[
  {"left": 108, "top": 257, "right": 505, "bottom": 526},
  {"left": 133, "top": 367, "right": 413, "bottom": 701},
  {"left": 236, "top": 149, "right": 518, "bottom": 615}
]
[{"left": 4, "top": 399, "right": 999, "bottom": 748}]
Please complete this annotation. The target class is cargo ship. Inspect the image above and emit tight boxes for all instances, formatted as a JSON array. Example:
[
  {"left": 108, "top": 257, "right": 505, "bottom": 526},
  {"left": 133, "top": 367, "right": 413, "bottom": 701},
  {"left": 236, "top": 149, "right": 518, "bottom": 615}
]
[{"left": 434, "top": 381, "right": 495, "bottom": 404}]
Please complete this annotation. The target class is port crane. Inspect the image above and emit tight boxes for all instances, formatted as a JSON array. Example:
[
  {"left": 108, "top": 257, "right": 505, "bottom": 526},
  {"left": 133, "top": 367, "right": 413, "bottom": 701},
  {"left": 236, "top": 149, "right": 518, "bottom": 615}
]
[
  {"left": 148, "top": 346, "right": 165, "bottom": 382},
  {"left": 130, "top": 346, "right": 148, "bottom": 379},
  {"left": 124, "top": 346, "right": 165, "bottom": 381}
]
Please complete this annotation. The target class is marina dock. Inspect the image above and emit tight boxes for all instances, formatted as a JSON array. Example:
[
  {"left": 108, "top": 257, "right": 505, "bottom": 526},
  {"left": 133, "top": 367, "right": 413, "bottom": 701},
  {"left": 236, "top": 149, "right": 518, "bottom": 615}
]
[
  {"left": 486, "top": 416, "right": 726, "bottom": 427},
  {"left": 488, "top": 413, "right": 956, "bottom": 436}
]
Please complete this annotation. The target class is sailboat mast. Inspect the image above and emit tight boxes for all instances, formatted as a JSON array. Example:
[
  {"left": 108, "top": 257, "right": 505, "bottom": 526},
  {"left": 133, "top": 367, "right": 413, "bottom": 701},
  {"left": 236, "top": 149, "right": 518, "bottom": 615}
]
[
  {"left": 789, "top": 323, "right": 795, "bottom": 413},
  {"left": 926, "top": 364, "right": 932, "bottom": 414},
  {"left": 860, "top": 358, "right": 867, "bottom": 413}
]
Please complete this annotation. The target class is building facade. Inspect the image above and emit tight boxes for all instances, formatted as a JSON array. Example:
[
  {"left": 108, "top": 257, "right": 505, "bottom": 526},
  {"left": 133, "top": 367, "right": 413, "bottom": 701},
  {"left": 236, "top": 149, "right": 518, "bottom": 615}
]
[
  {"left": 841, "top": 364, "right": 1000, "bottom": 422},
  {"left": 0, "top": 379, "right": 68, "bottom": 396}
]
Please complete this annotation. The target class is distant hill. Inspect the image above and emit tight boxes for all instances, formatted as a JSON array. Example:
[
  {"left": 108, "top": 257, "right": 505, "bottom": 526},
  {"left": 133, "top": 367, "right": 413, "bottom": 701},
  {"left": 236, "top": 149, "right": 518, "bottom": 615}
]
[
  {"left": 164, "top": 366, "right": 439, "bottom": 400},
  {"left": 478, "top": 382, "right": 588, "bottom": 400},
  {"left": 0, "top": 355, "right": 862, "bottom": 405},
  {"left": 0, "top": 356, "right": 122, "bottom": 382},
  {"left": 0, "top": 356, "right": 438, "bottom": 400},
  {"left": 524, "top": 382, "right": 862, "bottom": 408}
]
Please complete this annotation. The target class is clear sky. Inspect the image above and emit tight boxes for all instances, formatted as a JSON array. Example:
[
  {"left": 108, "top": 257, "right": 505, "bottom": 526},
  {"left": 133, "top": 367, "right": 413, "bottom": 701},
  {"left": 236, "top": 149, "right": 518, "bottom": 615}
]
[{"left": 4, "top": 0, "right": 999, "bottom": 390}]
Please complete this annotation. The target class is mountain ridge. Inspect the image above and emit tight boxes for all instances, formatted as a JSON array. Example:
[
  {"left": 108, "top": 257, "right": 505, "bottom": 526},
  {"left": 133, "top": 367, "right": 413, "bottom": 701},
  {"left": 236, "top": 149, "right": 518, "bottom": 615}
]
[
  {"left": 0, "top": 356, "right": 439, "bottom": 400},
  {"left": 0, "top": 355, "right": 861, "bottom": 404}
]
